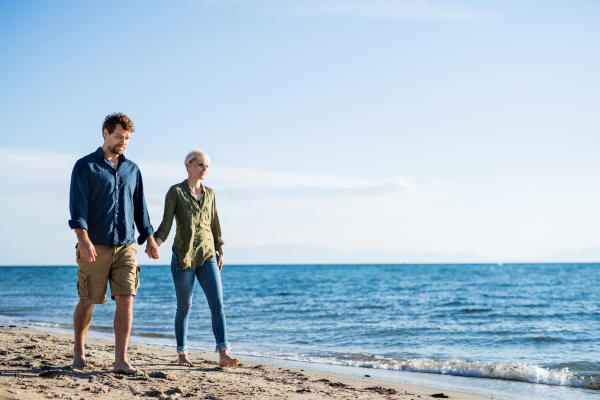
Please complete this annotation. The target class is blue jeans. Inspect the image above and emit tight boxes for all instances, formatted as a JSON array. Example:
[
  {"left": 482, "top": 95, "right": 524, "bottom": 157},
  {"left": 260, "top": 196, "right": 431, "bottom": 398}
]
[{"left": 171, "top": 251, "right": 230, "bottom": 354}]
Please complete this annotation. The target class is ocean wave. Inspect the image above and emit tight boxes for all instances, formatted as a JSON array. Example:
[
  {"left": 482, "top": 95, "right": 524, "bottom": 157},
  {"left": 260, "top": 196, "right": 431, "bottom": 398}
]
[
  {"left": 2, "top": 318, "right": 174, "bottom": 340},
  {"left": 460, "top": 308, "right": 493, "bottom": 313},
  {"left": 231, "top": 350, "right": 600, "bottom": 391},
  {"left": 346, "top": 359, "right": 600, "bottom": 390},
  {"left": 354, "top": 359, "right": 600, "bottom": 389},
  {"left": 8, "top": 317, "right": 600, "bottom": 391},
  {"left": 5, "top": 320, "right": 72, "bottom": 329}
]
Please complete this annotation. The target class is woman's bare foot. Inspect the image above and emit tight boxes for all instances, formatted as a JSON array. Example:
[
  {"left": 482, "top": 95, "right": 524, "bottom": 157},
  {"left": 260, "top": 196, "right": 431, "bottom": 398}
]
[
  {"left": 218, "top": 349, "right": 240, "bottom": 367},
  {"left": 178, "top": 354, "right": 196, "bottom": 367},
  {"left": 113, "top": 360, "right": 137, "bottom": 375}
]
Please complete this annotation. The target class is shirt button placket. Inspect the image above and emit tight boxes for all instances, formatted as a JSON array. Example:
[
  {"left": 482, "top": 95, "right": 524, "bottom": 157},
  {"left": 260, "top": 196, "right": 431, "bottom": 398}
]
[{"left": 114, "top": 171, "right": 118, "bottom": 244}]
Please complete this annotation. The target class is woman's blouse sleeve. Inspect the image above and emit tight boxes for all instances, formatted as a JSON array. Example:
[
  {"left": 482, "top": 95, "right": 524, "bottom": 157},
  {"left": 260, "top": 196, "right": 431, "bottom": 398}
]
[
  {"left": 155, "top": 186, "right": 177, "bottom": 241},
  {"left": 211, "top": 193, "right": 225, "bottom": 249}
]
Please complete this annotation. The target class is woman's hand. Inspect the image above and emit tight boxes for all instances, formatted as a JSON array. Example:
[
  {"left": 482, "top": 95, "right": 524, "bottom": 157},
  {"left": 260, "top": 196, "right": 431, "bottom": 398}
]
[
  {"left": 217, "top": 245, "right": 224, "bottom": 271},
  {"left": 155, "top": 237, "right": 163, "bottom": 247}
]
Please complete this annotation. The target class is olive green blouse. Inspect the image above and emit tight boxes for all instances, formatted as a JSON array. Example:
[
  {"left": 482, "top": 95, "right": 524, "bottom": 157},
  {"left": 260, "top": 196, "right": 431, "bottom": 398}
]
[{"left": 155, "top": 180, "right": 225, "bottom": 270}]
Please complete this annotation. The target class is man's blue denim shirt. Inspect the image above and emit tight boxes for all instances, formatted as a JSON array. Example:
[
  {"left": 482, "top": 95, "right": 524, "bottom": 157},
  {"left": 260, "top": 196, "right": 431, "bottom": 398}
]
[{"left": 69, "top": 147, "right": 154, "bottom": 246}]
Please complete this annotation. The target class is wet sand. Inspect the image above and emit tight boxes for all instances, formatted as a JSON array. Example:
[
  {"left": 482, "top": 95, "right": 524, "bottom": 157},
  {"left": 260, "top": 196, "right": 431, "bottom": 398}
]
[{"left": 0, "top": 327, "right": 492, "bottom": 400}]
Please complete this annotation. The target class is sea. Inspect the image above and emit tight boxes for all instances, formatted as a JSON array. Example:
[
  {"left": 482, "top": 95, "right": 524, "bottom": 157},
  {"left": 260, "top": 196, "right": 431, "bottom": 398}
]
[{"left": 1, "top": 263, "right": 599, "bottom": 399}]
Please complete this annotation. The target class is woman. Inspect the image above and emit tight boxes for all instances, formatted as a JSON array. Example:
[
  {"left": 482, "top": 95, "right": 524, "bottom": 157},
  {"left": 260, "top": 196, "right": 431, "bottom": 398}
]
[{"left": 154, "top": 149, "right": 239, "bottom": 367}]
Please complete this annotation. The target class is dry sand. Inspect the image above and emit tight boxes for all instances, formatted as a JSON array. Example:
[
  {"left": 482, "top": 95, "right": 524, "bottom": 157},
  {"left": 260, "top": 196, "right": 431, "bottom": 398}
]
[{"left": 0, "top": 327, "right": 492, "bottom": 400}]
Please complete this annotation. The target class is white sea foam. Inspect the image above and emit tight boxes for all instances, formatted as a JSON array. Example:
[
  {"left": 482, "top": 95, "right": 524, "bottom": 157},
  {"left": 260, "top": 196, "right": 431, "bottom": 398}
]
[
  {"left": 228, "top": 349, "right": 600, "bottom": 390},
  {"left": 332, "top": 358, "right": 599, "bottom": 390}
]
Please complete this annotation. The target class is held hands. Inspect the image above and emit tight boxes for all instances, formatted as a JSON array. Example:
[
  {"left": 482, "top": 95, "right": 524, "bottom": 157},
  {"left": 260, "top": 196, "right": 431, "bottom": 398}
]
[{"left": 145, "top": 236, "right": 160, "bottom": 259}]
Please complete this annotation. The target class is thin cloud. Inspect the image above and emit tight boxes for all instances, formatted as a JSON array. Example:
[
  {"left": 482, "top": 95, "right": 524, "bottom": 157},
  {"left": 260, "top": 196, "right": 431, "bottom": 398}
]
[
  {"left": 215, "top": 168, "right": 417, "bottom": 191},
  {"left": 207, "top": 0, "right": 494, "bottom": 20},
  {"left": 0, "top": 149, "right": 428, "bottom": 197},
  {"left": 138, "top": 160, "right": 429, "bottom": 199},
  {"left": 0, "top": 149, "right": 77, "bottom": 180}
]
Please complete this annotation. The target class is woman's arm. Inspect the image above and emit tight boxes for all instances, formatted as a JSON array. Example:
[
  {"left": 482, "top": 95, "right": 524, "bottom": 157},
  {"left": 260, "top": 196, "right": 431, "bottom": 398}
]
[
  {"left": 211, "top": 193, "right": 225, "bottom": 270},
  {"left": 154, "top": 186, "right": 178, "bottom": 246}
]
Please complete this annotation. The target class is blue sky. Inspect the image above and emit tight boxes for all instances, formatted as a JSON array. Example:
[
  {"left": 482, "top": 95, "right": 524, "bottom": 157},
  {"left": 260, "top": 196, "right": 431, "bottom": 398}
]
[{"left": 1, "top": 0, "right": 599, "bottom": 264}]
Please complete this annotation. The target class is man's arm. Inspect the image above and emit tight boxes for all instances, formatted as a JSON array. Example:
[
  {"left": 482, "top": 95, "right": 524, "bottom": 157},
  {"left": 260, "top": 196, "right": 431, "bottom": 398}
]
[
  {"left": 69, "top": 160, "right": 90, "bottom": 231},
  {"left": 133, "top": 169, "right": 159, "bottom": 259},
  {"left": 69, "top": 160, "right": 95, "bottom": 261},
  {"left": 75, "top": 228, "right": 97, "bottom": 262}
]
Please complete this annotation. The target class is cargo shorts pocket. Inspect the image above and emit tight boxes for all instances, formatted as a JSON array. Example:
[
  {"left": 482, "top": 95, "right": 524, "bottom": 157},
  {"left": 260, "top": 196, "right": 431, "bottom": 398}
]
[
  {"left": 135, "top": 266, "right": 141, "bottom": 291},
  {"left": 76, "top": 270, "right": 90, "bottom": 300}
]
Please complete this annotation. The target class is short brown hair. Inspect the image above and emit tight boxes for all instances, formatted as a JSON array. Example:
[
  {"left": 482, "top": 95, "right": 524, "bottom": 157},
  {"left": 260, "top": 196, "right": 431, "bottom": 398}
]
[{"left": 102, "top": 112, "right": 135, "bottom": 135}]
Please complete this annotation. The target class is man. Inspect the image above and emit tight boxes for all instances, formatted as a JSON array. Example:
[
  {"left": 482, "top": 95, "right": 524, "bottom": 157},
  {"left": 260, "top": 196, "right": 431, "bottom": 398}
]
[{"left": 68, "top": 112, "right": 160, "bottom": 374}]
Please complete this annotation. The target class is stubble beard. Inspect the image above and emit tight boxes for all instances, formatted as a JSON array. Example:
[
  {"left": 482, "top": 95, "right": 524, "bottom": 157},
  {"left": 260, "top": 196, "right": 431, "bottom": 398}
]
[{"left": 109, "top": 144, "right": 125, "bottom": 156}]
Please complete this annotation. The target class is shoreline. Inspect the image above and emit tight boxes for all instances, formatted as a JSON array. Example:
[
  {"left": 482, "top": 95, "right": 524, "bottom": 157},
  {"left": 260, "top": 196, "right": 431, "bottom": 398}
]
[{"left": 0, "top": 326, "right": 492, "bottom": 400}]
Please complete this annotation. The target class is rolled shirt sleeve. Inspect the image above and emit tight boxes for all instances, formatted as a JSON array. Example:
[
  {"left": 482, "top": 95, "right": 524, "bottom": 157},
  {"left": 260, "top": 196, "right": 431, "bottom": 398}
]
[
  {"left": 134, "top": 169, "right": 154, "bottom": 245},
  {"left": 68, "top": 159, "right": 90, "bottom": 231}
]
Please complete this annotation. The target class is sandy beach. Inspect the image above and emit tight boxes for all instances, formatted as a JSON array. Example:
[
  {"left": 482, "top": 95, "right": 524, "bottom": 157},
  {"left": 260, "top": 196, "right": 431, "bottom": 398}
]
[{"left": 0, "top": 327, "right": 492, "bottom": 400}]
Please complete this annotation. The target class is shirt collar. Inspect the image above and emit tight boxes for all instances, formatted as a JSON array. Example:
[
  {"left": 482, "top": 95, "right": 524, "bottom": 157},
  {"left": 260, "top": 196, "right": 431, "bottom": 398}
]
[
  {"left": 94, "top": 147, "right": 127, "bottom": 163},
  {"left": 182, "top": 180, "right": 203, "bottom": 194}
]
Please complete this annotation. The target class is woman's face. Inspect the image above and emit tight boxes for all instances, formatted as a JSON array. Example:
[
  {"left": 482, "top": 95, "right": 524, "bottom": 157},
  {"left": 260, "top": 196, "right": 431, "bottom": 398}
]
[{"left": 187, "top": 157, "right": 209, "bottom": 180}]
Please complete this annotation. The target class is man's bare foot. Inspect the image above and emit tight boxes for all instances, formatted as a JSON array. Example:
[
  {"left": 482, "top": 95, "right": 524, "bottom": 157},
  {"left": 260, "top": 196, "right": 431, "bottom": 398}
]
[
  {"left": 113, "top": 360, "right": 137, "bottom": 375},
  {"left": 178, "top": 354, "right": 196, "bottom": 367},
  {"left": 72, "top": 354, "right": 87, "bottom": 369},
  {"left": 218, "top": 350, "right": 240, "bottom": 367}
]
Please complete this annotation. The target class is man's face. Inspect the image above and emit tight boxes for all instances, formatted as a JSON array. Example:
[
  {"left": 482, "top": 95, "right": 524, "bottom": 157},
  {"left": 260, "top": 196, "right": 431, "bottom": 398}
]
[
  {"left": 103, "top": 124, "right": 131, "bottom": 156},
  {"left": 187, "top": 157, "right": 209, "bottom": 180}
]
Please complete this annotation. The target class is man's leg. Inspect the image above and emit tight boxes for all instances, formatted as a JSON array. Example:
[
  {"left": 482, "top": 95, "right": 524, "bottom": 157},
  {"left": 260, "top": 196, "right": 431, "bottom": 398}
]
[
  {"left": 113, "top": 294, "right": 136, "bottom": 374},
  {"left": 73, "top": 301, "right": 95, "bottom": 368},
  {"left": 73, "top": 244, "right": 110, "bottom": 368},
  {"left": 110, "top": 244, "right": 140, "bottom": 374}
]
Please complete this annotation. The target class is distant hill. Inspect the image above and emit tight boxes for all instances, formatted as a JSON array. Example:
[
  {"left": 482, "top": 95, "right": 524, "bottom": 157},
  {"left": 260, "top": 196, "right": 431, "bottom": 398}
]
[
  {"left": 535, "top": 246, "right": 600, "bottom": 263},
  {"left": 225, "top": 243, "right": 491, "bottom": 264},
  {"left": 225, "top": 243, "right": 600, "bottom": 265}
]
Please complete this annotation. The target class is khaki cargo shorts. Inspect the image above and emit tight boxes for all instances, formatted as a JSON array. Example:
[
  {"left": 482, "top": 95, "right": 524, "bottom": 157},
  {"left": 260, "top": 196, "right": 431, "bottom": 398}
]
[{"left": 75, "top": 243, "right": 141, "bottom": 304}]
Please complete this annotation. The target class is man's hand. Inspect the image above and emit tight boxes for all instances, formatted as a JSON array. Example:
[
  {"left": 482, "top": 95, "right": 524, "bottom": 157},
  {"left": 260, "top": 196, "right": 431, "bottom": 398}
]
[
  {"left": 145, "top": 235, "right": 160, "bottom": 259},
  {"left": 217, "top": 245, "right": 224, "bottom": 271},
  {"left": 75, "top": 228, "right": 96, "bottom": 262}
]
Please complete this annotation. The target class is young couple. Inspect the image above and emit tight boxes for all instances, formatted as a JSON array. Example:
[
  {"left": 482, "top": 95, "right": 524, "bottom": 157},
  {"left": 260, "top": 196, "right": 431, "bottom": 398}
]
[{"left": 68, "top": 112, "right": 239, "bottom": 374}]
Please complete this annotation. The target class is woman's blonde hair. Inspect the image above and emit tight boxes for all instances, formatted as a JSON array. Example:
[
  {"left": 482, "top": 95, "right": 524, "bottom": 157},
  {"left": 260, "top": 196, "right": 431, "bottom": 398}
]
[{"left": 184, "top": 149, "right": 210, "bottom": 170}]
